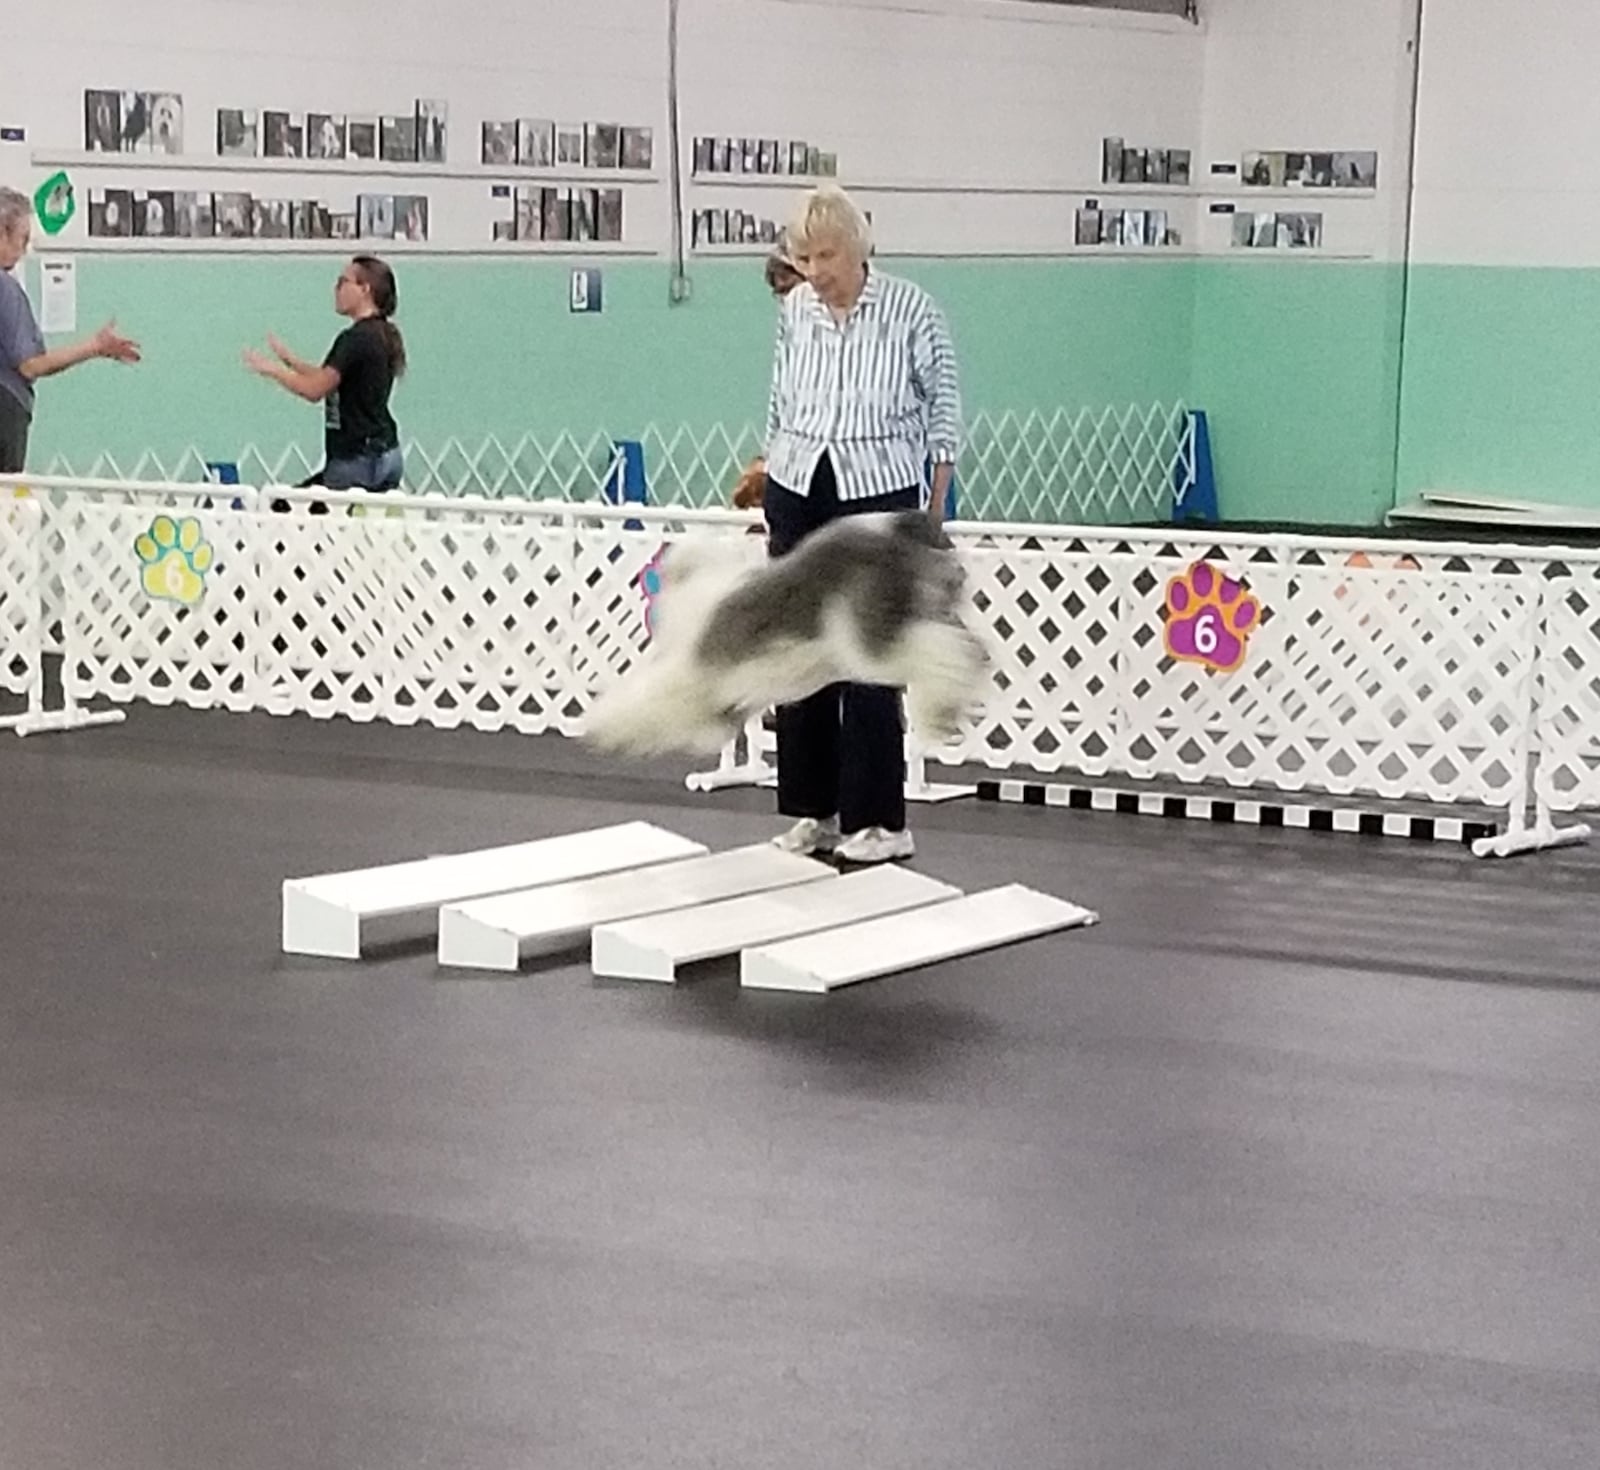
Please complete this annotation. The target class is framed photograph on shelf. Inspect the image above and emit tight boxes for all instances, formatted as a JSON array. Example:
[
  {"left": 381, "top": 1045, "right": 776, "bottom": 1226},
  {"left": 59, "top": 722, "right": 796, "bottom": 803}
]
[
  {"left": 1276, "top": 211, "right": 1322, "bottom": 248},
  {"left": 380, "top": 115, "right": 417, "bottom": 164},
  {"left": 1145, "top": 208, "right": 1167, "bottom": 246},
  {"left": 596, "top": 188, "right": 623, "bottom": 241},
  {"left": 120, "top": 92, "right": 152, "bottom": 152},
  {"left": 542, "top": 188, "right": 570, "bottom": 241},
  {"left": 89, "top": 188, "right": 134, "bottom": 237},
  {"left": 252, "top": 199, "right": 291, "bottom": 239},
  {"left": 395, "top": 195, "right": 430, "bottom": 241},
  {"left": 620, "top": 126, "right": 653, "bottom": 171},
  {"left": 788, "top": 141, "right": 809, "bottom": 175},
  {"left": 555, "top": 124, "right": 584, "bottom": 168},
  {"left": 85, "top": 91, "right": 122, "bottom": 152},
  {"left": 308, "top": 114, "right": 347, "bottom": 161},
  {"left": 214, "top": 192, "right": 253, "bottom": 239},
  {"left": 135, "top": 190, "right": 176, "bottom": 237},
  {"left": 357, "top": 193, "right": 395, "bottom": 239},
  {"left": 216, "top": 108, "right": 257, "bottom": 158},
  {"left": 1332, "top": 150, "right": 1378, "bottom": 188},
  {"left": 149, "top": 94, "right": 183, "bottom": 154},
  {"left": 515, "top": 184, "right": 542, "bottom": 241},
  {"left": 741, "top": 137, "right": 760, "bottom": 174},
  {"left": 585, "top": 123, "right": 621, "bottom": 170},
  {"left": 1101, "top": 137, "right": 1124, "bottom": 184},
  {"left": 173, "top": 192, "right": 215, "bottom": 238},
  {"left": 1242, "top": 152, "right": 1286, "bottom": 188},
  {"left": 1168, "top": 149, "right": 1192, "bottom": 186},
  {"left": 347, "top": 118, "right": 378, "bottom": 161},
  {"left": 332, "top": 213, "right": 359, "bottom": 241},
  {"left": 415, "top": 99, "right": 448, "bottom": 164},
  {"left": 1145, "top": 149, "right": 1169, "bottom": 185},
  {"left": 518, "top": 120, "right": 555, "bottom": 168},
  {"left": 290, "top": 200, "right": 311, "bottom": 239},
  {"left": 483, "top": 121, "right": 517, "bottom": 167}
]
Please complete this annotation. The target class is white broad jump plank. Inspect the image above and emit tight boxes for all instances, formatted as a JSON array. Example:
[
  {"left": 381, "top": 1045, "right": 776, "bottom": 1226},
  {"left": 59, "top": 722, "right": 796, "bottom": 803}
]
[
  {"left": 740, "top": 884, "right": 1099, "bottom": 994},
  {"left": 436, "top": 844, "right": 833, "bottom": 973},
  {"left": 282, "top": 822, "right": 706, "bottom": 959},
  {"left": 591, "top": 865, "right": 962, "bottom": 984}
]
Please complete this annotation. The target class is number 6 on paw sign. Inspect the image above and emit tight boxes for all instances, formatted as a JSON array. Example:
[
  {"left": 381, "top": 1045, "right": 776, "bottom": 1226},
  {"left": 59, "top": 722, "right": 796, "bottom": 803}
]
[{"left": 1163, "top": 559, "right": 1261, "bottom": 674}]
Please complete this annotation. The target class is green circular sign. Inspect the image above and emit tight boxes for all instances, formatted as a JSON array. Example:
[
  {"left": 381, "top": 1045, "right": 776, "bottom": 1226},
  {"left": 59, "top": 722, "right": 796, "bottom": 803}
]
[{"left": 34, "top": 171, "right": 75, "bottom": 236}]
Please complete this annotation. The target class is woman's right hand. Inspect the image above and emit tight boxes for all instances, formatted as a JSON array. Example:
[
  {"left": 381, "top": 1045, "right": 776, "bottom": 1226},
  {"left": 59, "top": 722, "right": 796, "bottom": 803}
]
[{"left": 92, "top": 321, "right": 141, "bottom": 364}]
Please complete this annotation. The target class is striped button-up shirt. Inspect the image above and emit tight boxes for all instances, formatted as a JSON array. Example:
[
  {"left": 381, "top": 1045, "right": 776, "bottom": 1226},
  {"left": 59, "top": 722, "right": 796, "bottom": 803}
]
[{"left": 764, "top": 268, "right": 962, "bottom": 502}]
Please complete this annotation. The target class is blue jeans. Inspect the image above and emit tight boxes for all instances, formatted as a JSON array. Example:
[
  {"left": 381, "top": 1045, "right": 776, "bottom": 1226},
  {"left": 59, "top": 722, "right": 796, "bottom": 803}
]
[{"left": 322, "top": 445, "right": 404, "bottom": 491}]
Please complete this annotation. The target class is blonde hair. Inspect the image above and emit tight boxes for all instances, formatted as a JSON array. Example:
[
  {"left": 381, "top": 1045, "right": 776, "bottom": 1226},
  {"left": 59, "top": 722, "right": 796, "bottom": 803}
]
[{"left": 786, "top": 185, "right": 873, "bottom": 262}]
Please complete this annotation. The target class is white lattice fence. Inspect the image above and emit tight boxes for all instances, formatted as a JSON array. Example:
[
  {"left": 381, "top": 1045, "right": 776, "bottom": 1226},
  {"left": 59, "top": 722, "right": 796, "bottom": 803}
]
[
  {"left": 1532, "top": 567, "right": 1600, "bottom": 813},
  {"left": 0, "top": 498, "right": 43, "bottom": 712},
  {"left": 42, "top": 403, "right": 1193, "bottom": 524}
]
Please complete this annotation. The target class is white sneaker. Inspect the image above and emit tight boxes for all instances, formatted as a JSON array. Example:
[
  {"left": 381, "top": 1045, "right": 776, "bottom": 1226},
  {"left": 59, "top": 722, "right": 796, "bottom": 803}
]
[
  {"left": 772, "top": 815, "right": 840, "bottom": 855},
  {"left": 835, "top": 826, "right": 915, "bottom": 863}
]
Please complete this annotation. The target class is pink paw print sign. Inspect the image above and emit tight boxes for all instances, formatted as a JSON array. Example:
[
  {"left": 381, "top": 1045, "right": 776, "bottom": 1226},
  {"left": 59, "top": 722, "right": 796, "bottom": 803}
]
[{"left": 1163, "top": 559, "right": 1262, "bottom": 674}]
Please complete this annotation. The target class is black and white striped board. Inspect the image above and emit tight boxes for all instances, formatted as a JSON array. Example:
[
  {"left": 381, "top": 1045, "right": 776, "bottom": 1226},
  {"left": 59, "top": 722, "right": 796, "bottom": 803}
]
[{"left": 975, "top": 779, "right": 1498, "bottom": 846}]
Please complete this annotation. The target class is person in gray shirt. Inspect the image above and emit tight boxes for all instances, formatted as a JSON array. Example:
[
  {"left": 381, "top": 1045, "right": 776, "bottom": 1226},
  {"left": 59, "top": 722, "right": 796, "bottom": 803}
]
[{"left": 0, "top": 186, "right": 141, "bottom": 474}]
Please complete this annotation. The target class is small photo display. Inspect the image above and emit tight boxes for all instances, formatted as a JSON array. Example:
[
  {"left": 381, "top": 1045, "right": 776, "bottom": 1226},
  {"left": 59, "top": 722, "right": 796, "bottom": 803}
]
[
  {"left": 714, "top": 138, "right": 734, "bottom": 173},
  {"left": 253, "top": 199, "right": 291, "bottom": 239},
  {"left": 213, "top": 192, "right": 254, "bottom": 239},
  {"left": 120, "top": 91, "right": 152, "bottom": 152},
  {"left": 816, "top": 152, "right": 838, "bottom": 177},
  {"left": 1284, "top": 152, "right": 1332, "bottom": 188},
  {"left": 357, "top": 193, "right": 396, "bottom": 239},
  {"left": 1102, "top": 136, "right": 1124, "bottom": 184},
  {"left": 395, "top": 194, "right": 430, "bottom": 242},
  {"left": 1145, "top": 149, "right": 1169, "bottom": 185},
  {"left": 290, "top": 201, "right": 311, "bottom": 239},
  {"left": 1168, "top": 149, "right": 1192, "bottom": 186},
  {"left": 788, "top": 140, "right": 810, "bottom": 175},
  {"left": 692, "top": 137, "right": 713, "bottom": 174},
  {"left": 84, "top": 90, "right": 123, "bottom": 152},
  {"left": 741, "top": 137, "right": 760, "bottom": 173},
  {"left": 708, "top": 209, "right": 726, "bottom": 245},
  {"left": 585, "top": 123, "right": 621, "bottom": 170},
  {"left": 308, "top": 203, "right": 334, "bottom": 240},
  {"left": 149, "top": 94, "right": 183, "bottom": 154},
  {"left": 1121, "top": 146, "right": 1145, "bottom": 184},
  {"left": 515, "top": 184, "right": 542, "bottom": 241},
  {"left": 1122, "top": 209, "right": 1146, "bottom": 246},
  {"left": 518, "top": 119, "right": 555, "bottom": 168},
  {"left": 805, "top": 144, "right": 822, "bottom": 176},
  {"left": 555, "top": 123, "right": 585, "bottom": 167},
  {"left": 380, "top": 115, "right": 417, "bottom": 164},
  {"left": 1332, "top": 150, "right": 1378, "bottom": 188},
  {"left": 263, "top": 111, "right": 301, "bottom": 159},
  {"left": 173, "top": 192, "right": 215, "bottom": 239},
  {"left": 1276, "top": 211, "right": 1322, "bottom": 248},
  {"left": 416, "top": 99, "right": 448, "bottom": 164},
  {"left": 347, "top": 119, "right": 378, "bottom": 161},
  {"left": 307, "top": 114, "right": 347, "bottom": 161},
  {"left": 758, "top": 139, "right": 779, "bottom": 174},
  {"left": 595, "top": 187, "right": 623, "bottom": 241},
  {"left": 134, "top": 189, "right": 176, "bottom": 237},
  {"left": 493, "top": 219, "right": 516, "bottom": 243},
  {"left": 620, "top": 126, "right": 653, "bottom": 171},
  {"left": 542, "top": 187, "right": 571, "bottom": 242},
  {"left": 569, "top": 187, "right": 595, "bottom": 241},
  {"left": 1075, "top": 206, "right": 1102, "bottom": 246},
  {"left": 89, "top": 187, "right": 135, "bottom": 237},
  {"left": 1242, "top": 151, "right": 1286, "bottom": 188},
  {"left": 332, "top": 213, "right": 359, "bottom": 241},
  {"left": 1145, "top": 208, "right": 1168, "bottom": 247},
  {"left": 483, "top": 121, "right": 517, "bottom": 167}
]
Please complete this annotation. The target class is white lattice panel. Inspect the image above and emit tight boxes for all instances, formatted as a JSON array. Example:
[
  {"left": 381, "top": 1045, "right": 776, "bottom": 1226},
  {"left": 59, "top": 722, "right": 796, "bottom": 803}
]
[
  {"left": 41, "top": 403, "right": 1193, "bottom": 526},
  {"left": 1533, "top": 572, "right": 1600, "bottom": 813},
  {"left": 0, "top": 499, "right": 42, "bottom": 703},
  {"left": 61, "top": 504, "right": 258, "bottom": 712}
]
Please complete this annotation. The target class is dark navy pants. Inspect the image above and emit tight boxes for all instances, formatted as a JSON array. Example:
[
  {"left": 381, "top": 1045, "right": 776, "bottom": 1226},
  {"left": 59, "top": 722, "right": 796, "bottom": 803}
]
[{"left": 762, "top": 454, "right": 918, "bottom": 834}]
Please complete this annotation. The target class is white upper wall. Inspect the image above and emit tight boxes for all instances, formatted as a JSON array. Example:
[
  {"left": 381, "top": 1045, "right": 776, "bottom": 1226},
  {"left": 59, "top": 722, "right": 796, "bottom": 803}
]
[
  {"left": 1194, "top": 0, "right": 1418, "bottom": 261},
  {"left": 1410, "top": 0, "right": 1600, "bottom": 267}
]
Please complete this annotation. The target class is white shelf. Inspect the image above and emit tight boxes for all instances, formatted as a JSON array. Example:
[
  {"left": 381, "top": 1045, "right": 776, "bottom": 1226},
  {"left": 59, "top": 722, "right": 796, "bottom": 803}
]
[
  {"left": 34, "top": 238, "right": 656, "bottom": 258},
  {"left": 1204, "top": 185, "right": 1377, "bottom": 200},
  {"left": 33, "top": 149, "right": 659, "bottom": 186},
  {"left": 686, "top": 174, "right": 1377, "bottom": 202}
]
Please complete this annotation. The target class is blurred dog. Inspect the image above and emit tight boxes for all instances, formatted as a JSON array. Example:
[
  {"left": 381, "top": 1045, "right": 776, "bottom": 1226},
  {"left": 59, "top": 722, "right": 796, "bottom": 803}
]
[{"left": 584, "top": 512, "right": 986, "bottom": 756}]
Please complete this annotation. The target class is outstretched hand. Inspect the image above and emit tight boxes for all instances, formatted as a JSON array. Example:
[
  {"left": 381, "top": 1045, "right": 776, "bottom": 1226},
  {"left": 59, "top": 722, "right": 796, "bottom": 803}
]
[
  {"left": 241, "top": 346, "right": 280, "bottom": 379},
  {"left": 266, "top": 332, "right": 295, "bottom": 365},
  {"left": 92, "top": 320, "right": 141, "bottom": 364}
]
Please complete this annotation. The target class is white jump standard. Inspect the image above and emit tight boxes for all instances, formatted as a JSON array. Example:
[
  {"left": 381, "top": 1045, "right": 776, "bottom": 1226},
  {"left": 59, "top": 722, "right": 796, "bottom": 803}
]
[{"left": 281, "top": 821, "right": 706, "bottom": 959}]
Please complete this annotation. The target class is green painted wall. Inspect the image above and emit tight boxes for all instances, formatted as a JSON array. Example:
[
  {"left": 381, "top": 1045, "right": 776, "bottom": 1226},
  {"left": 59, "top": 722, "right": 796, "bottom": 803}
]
[
  {"left": 24, "top": 251, "right": 1450, "bottom": 526},
  {"left": 1395, "top": 265, "right": 1600, "bottom": 509},
  {"left": 22, "top": 253, "right": 1194, "bottom": 469}
]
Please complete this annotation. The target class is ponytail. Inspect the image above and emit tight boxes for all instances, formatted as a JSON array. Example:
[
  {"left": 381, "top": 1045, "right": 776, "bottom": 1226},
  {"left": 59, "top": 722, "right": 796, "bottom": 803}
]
[{"left": 350, "top": 254, "right": 407, "bottom": 378}]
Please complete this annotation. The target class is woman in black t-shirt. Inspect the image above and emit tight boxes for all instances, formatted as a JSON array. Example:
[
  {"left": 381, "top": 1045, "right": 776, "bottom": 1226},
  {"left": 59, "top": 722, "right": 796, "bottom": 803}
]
[{"left": 244, "top": 254, "right": 406, "bottom": 491}]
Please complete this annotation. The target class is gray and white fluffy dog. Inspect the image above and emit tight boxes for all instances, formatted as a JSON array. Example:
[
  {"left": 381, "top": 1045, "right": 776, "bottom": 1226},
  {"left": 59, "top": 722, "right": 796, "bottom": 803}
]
[{"left": 584, "top": 512, "right": 988, "bottom": 757}]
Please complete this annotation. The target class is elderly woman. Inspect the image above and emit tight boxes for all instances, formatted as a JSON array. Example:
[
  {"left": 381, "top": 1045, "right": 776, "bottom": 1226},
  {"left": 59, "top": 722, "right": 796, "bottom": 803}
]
[
  {"left": 763, "top": 185, "right": 962, "bottom": 865},
  {"left": 730, "top": 237, "right": 805, "bottom": 511},
  {"left": 0, "top": 187, "right": 141, "bottom": 473}
]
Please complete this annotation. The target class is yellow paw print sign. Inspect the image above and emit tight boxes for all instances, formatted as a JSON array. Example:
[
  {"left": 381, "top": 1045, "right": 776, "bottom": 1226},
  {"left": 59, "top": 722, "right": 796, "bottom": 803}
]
[{"left": 135, "top": 514, "right": 214, "bottom": 606}]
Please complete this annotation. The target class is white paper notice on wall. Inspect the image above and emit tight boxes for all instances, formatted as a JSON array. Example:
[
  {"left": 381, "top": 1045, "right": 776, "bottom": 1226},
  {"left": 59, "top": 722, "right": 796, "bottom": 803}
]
[{"left": 39, "top": 258, "right": 77, "bottom": 335}]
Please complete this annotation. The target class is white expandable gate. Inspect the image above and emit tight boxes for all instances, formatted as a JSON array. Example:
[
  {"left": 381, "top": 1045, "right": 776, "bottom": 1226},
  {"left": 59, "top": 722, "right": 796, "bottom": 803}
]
[{"left": 3, "top": 472, "right": 1596, "bottom": 858}]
